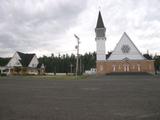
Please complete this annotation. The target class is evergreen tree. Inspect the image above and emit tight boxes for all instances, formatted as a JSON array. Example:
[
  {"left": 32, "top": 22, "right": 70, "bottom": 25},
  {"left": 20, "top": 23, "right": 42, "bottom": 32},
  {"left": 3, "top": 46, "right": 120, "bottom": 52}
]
[{"left": 38, "top": 52, "right": 96, "bottom": 73}]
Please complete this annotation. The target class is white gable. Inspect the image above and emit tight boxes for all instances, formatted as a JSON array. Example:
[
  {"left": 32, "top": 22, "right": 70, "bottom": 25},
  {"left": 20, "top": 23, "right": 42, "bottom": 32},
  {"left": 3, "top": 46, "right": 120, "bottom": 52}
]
[
  {"left": 108, "top": 32, "right": 145, "bottom": 60},
  {"left": 28, "top": 55, "right": 39, "bottom": 68},
  {"left": 7, "top": 52, "right": 22, "bottom": 67}
]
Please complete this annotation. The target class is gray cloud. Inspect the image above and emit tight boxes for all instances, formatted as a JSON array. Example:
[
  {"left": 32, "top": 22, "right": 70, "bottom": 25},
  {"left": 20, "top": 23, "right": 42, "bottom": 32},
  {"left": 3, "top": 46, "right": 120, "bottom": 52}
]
[
  {"left": 0, "top": 0, "right": 160, "bottom": 57},
  {"left": 96, "top": 0, "right": 160, "bottom": 54},
  {"left": 0, "top": 0, "right": 87, "bottom": 57}
]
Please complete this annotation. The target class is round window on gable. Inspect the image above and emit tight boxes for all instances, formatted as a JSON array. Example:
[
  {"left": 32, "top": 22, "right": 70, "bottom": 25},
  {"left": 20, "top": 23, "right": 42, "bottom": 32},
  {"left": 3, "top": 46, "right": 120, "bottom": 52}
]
[{"left": 121, "top": 45, "right": 130, "bottom": 53}]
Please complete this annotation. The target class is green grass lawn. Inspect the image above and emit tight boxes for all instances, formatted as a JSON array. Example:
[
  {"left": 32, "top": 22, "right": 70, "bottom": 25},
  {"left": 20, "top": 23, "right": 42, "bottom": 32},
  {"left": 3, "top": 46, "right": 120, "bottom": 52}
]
[
  {"left": 32, "top": 75, "right": 89, "bottom": 80},
  {"left": 0, "top": 75, "right": 89, "bottom": 80}
]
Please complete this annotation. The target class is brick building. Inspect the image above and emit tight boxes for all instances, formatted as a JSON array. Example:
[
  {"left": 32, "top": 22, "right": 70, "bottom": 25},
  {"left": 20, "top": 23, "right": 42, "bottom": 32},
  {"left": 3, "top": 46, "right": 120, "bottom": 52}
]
[{"left": 95, "top": 11, "right": 155, "bottom": 75}]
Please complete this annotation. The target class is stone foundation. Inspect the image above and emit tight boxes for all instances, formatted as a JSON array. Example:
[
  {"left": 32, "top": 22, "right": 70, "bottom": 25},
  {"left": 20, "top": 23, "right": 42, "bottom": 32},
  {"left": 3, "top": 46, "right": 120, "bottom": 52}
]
[{"left": 96, "top": 60, "right": 155, "bottom": 75}]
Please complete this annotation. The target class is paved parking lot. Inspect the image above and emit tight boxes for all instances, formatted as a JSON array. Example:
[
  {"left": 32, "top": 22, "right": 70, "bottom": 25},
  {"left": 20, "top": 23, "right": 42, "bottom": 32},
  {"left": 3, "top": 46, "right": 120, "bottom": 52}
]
[{"left": 0, "top": 75, "right": 160, "bottom": 120}]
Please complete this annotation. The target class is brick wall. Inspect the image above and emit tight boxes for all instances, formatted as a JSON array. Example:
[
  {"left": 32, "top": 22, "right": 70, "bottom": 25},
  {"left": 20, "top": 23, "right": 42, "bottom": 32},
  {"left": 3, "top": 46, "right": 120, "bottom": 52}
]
[{"left": 96, "top": 60, "right": 155, "bottom": 75}]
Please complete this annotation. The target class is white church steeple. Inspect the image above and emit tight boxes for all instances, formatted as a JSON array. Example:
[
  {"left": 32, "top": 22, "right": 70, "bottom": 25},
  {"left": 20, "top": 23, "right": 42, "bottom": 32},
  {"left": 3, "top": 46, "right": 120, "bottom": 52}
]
[{"left": 95, "top": 11, "right": 106, "bottom": 61}]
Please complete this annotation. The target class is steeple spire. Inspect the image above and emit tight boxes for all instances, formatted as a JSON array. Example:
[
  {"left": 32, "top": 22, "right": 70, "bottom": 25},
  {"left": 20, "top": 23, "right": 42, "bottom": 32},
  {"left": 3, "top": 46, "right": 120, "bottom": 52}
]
[
  {"left": 95, "top": 11, "right": 106, "bottom": 61},
  {"left": 96, "top": 11, "right": 105, "bottom": 28}
]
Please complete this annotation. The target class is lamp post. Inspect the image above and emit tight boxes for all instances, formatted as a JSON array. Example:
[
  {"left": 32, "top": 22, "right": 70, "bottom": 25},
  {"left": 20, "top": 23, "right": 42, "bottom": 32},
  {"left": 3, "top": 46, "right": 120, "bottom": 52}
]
[{"left": 74, "top": 34, "right": 80, "bottom": 79}]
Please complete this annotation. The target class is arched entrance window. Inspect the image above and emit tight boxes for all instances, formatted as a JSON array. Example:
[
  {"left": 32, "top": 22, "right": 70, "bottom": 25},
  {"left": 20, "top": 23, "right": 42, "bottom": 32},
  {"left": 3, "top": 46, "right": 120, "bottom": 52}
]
[
  {"left": 112, "top": 65, "right": 116, "bottom": 72},
  {"left": 137, "top": 64, "right": 141, "bottom": 72},
  {"left": 100, "top": 65, "right": 103, "bottom": 72},
  {"left": 124, "top": 64, "right": 130, "bottom": 72}
]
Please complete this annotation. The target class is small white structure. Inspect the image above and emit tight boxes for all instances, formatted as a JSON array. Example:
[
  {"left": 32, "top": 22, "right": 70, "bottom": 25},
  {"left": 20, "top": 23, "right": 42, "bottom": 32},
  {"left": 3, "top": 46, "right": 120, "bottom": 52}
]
[
  {"left": 85, "top": 68, "right": 96, "bottom": 75},
  {"left": 0, "top": 66, "right": 6, "bottom": 74}
]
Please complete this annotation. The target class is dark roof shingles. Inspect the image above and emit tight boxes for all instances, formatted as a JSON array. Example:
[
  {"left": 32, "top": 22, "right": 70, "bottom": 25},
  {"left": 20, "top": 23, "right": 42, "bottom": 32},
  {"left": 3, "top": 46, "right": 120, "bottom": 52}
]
[
  {"left": 143, "top": 54, "right": 153, "bottom": 60},
  {"left": 17, "top": 52, "right": 35, "bottom": 67},
  {"left": 96, "top": 11, "right": 105, "bottom": 28},
  {"left": 106, "top": 52, "right": 112, "bottom": 60}
]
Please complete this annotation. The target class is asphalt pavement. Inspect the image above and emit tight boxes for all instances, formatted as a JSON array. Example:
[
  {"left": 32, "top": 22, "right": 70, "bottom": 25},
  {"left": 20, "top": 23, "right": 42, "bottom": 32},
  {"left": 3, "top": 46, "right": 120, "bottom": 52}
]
[{"left": 0, "top": 75, "right": 160, "bottom": 120}]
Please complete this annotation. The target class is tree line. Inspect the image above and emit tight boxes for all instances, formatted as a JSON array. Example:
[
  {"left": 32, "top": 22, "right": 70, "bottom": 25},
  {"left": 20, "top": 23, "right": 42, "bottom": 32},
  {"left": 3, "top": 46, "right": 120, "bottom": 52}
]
[
  {"left": 1, "top": 52, "right": 160, "bottom": 74},
  {"left": 38, "top": 52, "right": 96, "bottom": 74}
]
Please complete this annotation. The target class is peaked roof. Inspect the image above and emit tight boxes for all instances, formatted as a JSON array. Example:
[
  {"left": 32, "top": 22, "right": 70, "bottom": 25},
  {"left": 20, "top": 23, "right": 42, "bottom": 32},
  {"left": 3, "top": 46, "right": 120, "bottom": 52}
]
[
  {"left": 108, "top": 32, "right": 145, "bottom": 60},
  {"left": 96, "top": 11, "right": 105, "bottom": 28},
  {"left": 17, "top": 52, "right": 35, "bottom": 67}
]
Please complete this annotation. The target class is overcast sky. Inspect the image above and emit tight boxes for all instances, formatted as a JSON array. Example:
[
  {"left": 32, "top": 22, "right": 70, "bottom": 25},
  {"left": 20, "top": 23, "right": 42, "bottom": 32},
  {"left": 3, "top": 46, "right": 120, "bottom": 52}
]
[{"left": 0, "top": 0, "right": 160, "bottom": 57}]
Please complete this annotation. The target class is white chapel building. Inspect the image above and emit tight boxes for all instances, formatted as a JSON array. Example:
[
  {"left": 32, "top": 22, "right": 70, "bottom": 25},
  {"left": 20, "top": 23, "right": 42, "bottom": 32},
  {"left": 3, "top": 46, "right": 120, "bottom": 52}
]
[
  {"left": 6, "top": 51, "right": 45, "bottom": 75},
  {"left": 95, "top": 11, "right": 155, "bottom": 74}
]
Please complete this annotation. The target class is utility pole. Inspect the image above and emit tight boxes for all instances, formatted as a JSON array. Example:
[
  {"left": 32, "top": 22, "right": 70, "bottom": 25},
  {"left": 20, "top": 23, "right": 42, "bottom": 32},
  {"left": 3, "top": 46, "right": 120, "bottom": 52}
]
[
  {"left": 79, "top": 56, "right": 82, "bottom": 75},
  {"left": 74, "top": 34, "right": 80, "bottom": 79}
]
